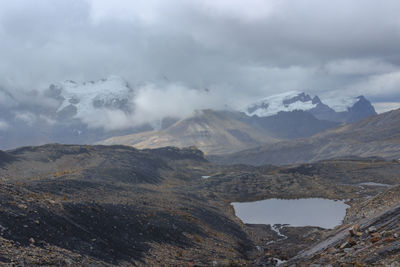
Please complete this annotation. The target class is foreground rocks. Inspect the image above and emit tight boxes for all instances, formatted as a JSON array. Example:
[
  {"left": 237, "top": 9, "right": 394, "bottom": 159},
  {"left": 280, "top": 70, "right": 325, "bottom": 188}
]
[{"left": 286, "top": 186, "right": 400, "bottom": 266}]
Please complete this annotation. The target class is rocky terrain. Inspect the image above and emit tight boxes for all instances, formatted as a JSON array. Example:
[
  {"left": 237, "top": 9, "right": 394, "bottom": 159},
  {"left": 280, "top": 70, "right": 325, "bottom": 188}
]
[
  {"left": 0, "top": 145, "right": 253, "bottom": 266},
  {"left": 287, "top": 185, "right": 400, "bottom": 266},
  {"left": 0, "top": 144, "right": 399, "bottom": 266},
  {"left": 210, "top": 108, "right": 400, "bottom": 166}
]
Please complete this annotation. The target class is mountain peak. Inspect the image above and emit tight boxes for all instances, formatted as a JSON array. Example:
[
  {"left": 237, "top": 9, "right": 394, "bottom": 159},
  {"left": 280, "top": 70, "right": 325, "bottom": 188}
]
[
  {"left": 48, "top": 76, "right": 134, "bottom": 121},
  {"left": 346, "top": 95, "right": 377, "bottom": 122},
  {"left": 245, "top": 91, "right": 317, "bottom": 117},
  {"left": 245, "top": 91, "right": 377, "bottom": 123}
]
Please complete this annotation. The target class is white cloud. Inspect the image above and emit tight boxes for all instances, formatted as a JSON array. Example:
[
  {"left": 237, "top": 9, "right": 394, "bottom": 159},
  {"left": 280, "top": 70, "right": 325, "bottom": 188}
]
[
  {"left": 373, "top": 102, "right": 400, "bottom": 113},
  {"left": 131, "top": 83, "right": 225, "bottom": 126},
  {"left": 14, "top": 112, "right": 37, "bottom": 126},
  {"left": 349, "top": 71, "right": 400, "bottom": 97},
  {"left": 80, "top": 109, "right": 133, "bottom": 131}
]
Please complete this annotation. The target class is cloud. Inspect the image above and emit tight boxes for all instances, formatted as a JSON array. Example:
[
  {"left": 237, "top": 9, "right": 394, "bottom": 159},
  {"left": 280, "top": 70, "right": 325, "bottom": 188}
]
[
  {"left": 374, "top": 102, "right": 400, "bottom": 114},
  {"left": 14, "top": 112, "right": 37, "bottom": 126},
  {"left": 131, "top": 83, "right": 224, "bottom": 125},
  {"left": 78, "top": 82, "right": 227, "bottom": 131},
  {"left": 343, "top": 71, "right": 400, "bottom": 101},
  {"left": 0, "top": 0, "right": 400, "bottom": 129}
]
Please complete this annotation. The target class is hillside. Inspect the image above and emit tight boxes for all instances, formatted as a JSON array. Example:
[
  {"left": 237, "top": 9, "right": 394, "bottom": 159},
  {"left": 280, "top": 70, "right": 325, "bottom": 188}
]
[
  {"left": 99, "top": 109, "right": 341, "bottom": 155},
  {"left": 210, "top": 108, "right": 400, "bottom": 165},
  {"left": 99, "top": 110, "right": 279, "bottom": 155}
]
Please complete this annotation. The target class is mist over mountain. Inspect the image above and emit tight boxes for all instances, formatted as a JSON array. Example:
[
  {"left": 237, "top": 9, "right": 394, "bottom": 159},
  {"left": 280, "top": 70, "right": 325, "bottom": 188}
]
[
  {"left": 0, "top": 82, "right": 377, "bottom": 151},
  {"left": 99, "top": 92, "right": 377, "bottom": 154}
]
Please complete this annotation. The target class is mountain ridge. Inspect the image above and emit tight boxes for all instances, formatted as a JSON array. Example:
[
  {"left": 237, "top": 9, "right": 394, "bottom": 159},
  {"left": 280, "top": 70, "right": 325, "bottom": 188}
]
[
  {"left": 245, "top": 91, "right": 377, "bottom": 123},
  {"left": 209, "top": 108, "right": 400, "bottom": 165}
]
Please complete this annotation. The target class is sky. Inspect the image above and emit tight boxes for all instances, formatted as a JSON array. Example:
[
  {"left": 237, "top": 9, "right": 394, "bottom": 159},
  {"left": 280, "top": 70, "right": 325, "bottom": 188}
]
[{"left": 0, "top": 0, "right": 400, "bottom": 121}]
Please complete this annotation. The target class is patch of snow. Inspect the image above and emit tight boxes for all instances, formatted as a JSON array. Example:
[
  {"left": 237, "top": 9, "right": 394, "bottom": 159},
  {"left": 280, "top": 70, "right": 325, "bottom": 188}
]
[
  {"left": 322, "top": 96, "right": 359, "bottom": 112},
  {"left": 55, "top": 76, "right": 134, "bottom": 121},
  {"left": 201, "top": 176, "right": 211, "bottom": 179},
  {"left": 244, "top": 91, "right": 317, "bottom": 117}
]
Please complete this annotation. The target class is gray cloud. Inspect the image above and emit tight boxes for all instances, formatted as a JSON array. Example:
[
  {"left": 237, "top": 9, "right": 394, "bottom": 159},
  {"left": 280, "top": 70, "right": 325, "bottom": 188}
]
[{"left": 0, "top": 0, "right": 400, "bottom": 124}]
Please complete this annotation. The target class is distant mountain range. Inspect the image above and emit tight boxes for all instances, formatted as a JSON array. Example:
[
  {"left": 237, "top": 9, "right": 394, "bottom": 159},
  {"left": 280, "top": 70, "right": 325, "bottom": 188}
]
[
  {"left": 0, "top": 77, "right": 378, "bottom": 151},
  {"left": 100, "top": 91, "right": 378, "bottom": 154},
  {"left": 209, "top": 108, "right": 400, "bottom": 165}
]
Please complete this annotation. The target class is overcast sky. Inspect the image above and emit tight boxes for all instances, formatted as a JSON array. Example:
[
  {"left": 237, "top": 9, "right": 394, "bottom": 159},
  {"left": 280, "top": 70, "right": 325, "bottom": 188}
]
[{"left": 1, "top": 0, "right": 400, "bottom": 114}]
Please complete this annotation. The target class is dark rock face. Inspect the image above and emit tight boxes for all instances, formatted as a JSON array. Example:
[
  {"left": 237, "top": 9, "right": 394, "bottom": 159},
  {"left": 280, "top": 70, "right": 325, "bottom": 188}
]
[
  {"left": 345, "top": 95, "right": 377, "bottom": 123},
  {"left": 251, "top": 110, "right": 340, "bottom": 139},
  {"left": 308, "top": 97, "right": 338, "bottom": 122},
  {"left": 282, "top": 92, "right": 312, "bottom": 106}
]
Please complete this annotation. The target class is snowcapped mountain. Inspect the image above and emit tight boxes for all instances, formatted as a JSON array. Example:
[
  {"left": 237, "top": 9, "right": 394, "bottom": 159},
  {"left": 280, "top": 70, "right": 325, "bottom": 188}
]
[
  {"left": 245, "top": 91, "right": 376, "bottom": 123},
  {"left": 245, "top": 91, "right": 319, "bottom": 117},
  {"left": 322, "top": 96, "right": 361, "bottom": 112},
  {"left": 0, "top": 77, "right": 379, "bottom": 151},
  {"left": 45, "top": 76, "right": 135, "bottom": 121},
  {"left": 0, "top": 76, "right": 152, "bottom": 150}
]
